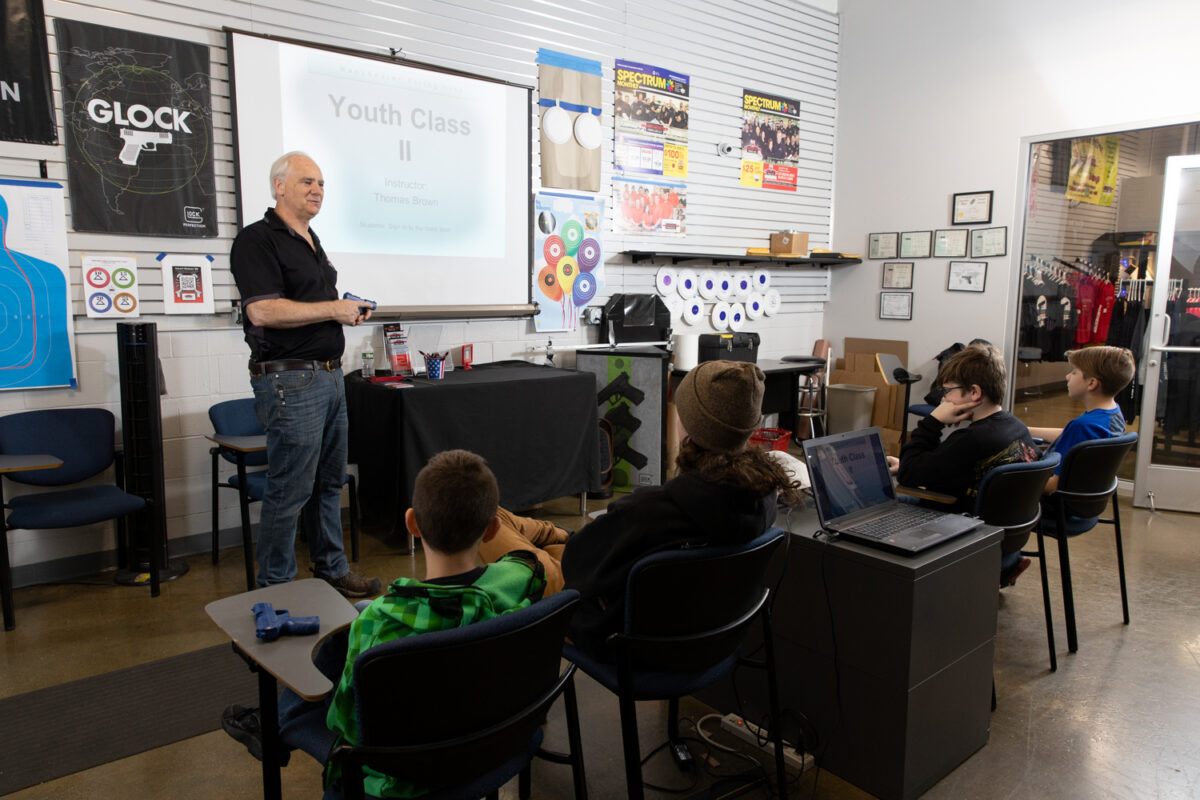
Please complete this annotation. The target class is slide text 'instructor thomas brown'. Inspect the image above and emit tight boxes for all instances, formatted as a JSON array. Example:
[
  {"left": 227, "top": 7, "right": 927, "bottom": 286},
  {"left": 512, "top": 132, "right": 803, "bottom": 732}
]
[{"left": 230, "top": 151, "right": 381, "bottom": 596}]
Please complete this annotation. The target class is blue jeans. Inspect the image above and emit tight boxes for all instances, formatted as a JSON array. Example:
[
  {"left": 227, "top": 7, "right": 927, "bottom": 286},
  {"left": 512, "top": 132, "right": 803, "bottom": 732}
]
[{"left": 252, "top": 367, "right": 350, "bottom": 586}]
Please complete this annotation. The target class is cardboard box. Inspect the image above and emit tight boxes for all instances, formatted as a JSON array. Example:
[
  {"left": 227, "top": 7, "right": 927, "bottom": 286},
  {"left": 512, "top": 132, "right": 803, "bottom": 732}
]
[
  {"left": 769, "top": 231, "right": 809, "bottom": 255},
  {"left": 832, "top": 337, "right": 911, "bottom": 442}
]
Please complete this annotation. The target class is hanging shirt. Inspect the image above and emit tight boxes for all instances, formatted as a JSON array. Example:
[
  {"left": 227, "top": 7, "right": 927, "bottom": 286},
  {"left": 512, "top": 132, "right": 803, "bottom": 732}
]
[{"left": 1092, "top": 280, "right": 1116, "bottom": 342}]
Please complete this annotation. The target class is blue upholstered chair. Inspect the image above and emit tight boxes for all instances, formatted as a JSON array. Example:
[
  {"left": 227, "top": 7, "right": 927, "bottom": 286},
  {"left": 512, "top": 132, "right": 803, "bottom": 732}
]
[
  {"left": 563, "top": 527, "right": 790, "bottom": 800},
  {"left": 285, "top": 590, "right": 586, "bottom": 800},
  {"left": 0, "top": 408, "right": 147, "bottom": 631},
  {"left": 209, "top": 398, "right": 359, "bottom": 591},
  {"left": 1033, "top": 432, "right": 1137, "bottom": 671},
  {"left": 972, "top": 453, "right": 1060, "bottom": 704}
]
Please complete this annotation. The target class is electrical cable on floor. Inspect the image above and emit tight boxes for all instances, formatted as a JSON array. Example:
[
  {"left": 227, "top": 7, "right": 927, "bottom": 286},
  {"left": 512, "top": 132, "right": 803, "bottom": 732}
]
[{"left": 638, "top": 717, "right": 770, "bottom": 795}]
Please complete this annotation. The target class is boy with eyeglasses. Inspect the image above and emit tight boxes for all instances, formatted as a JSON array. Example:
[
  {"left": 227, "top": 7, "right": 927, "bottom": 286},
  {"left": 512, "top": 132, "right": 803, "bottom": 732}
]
[{"left": 892, "top": 342, "right": 1040, "bottom": 514}]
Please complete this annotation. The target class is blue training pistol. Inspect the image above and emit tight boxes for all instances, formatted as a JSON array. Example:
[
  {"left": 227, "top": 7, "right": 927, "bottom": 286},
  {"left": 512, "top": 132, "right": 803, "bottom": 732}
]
[
  {"left": 342, "top": 292, "right": 378, "bottom": 310},
  {"left": 252, "top": 602, "right": 320, "bottom": 642}
]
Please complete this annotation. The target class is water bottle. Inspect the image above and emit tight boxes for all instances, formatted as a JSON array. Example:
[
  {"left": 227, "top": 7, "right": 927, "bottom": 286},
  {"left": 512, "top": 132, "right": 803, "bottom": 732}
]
[{"left": 361, "top": 342, "right": 375, "bottom": 378}]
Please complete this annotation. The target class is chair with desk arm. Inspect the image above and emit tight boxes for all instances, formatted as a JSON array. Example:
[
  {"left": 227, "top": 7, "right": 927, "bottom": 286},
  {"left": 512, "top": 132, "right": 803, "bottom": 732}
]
[
  {"left": 286, "top": 589, "right": 587, "bottom": 800},
  {"left": 1032, "top": 432, "right": 1137, "bottom": 671},
  {"left": 971, "top": 453, "right": 1061, "bottom": 694},
  {"left": 209, "top": 398, "right": 360, "bottom": 591},
  {"left": 0, "top": 408, "right": 147, "bottom": 631},
  {"left": 563, "top": 527, "right": 790, "bottom": 800}
]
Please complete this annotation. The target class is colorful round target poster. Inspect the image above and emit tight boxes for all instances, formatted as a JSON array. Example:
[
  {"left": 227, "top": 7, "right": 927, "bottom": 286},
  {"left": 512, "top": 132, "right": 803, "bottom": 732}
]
[{"left": 534, "top": 193, "right": 606, "bottom": 332}]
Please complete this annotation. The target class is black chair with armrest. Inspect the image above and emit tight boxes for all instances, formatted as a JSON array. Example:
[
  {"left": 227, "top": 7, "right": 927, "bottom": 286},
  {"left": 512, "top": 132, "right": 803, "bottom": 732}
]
[
  {"left": 563, "top": 527, "right": 789, "bottom": 800},
  {"left": 209, "top": 398, "right": 360, "bottom": 591},
  {"left": 1034, "top": 432, "right": 1137, "bottom": 671},
  {"left": 971, "top": 453, "right": 1060, "bottom": 690},
  {"left": 0, "top": 408, "right": 147, "bottom": 631},
  {"left": 314, "top": 589, "right": 587, "bottom": 800}
]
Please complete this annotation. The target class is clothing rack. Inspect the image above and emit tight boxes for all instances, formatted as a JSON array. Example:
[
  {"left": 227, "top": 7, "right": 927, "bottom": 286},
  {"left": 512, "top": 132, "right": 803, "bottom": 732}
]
[
  {"left": 1024, "top": 253, "right": 1106, "bottom": 284},
  {"left": 1117, "top": 278, "right": 1184, "bottom": 303}
]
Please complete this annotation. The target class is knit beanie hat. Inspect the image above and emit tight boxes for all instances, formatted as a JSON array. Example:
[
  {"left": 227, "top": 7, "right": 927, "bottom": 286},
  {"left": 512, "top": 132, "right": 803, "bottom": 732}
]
[{"left": 675, "top": 360, "right": 765, "bottom": 453}]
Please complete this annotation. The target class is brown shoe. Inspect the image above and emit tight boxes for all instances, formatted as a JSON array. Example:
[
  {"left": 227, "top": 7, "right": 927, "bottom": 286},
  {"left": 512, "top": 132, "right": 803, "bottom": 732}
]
[
  {"left": 319, "top": 569, "right": 382, "bottom": 598},
  {"left": 1000, "top": 557, "right": 1032, "bottom": 588}
]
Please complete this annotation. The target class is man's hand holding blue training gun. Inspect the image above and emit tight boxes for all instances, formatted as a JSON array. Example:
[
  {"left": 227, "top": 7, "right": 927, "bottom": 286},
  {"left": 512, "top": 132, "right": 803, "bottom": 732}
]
[
  {"left": 253, "top": 602, "right": 320, "bottom": 642},
  {"left": 342, "top": 292, "right": 377, "bottom": 309}
]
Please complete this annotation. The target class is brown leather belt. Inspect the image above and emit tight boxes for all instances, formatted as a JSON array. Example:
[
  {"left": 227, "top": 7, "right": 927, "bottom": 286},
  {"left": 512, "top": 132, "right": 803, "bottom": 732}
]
[{"left": 249, "top": 358, "right": 342, "bottom": 377}]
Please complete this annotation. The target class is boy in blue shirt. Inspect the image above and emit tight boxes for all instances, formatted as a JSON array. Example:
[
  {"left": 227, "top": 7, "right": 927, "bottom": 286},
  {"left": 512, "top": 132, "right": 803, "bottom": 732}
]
[
  {"left": 1011, "top": 346, "right": 1135, "bottom": 586},
  {"left": 1029, "top": 346, "right": 1135, "bottom": 495}
]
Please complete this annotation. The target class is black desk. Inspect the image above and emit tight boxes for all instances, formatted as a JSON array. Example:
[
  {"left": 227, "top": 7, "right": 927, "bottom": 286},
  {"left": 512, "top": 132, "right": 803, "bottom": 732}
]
[
  {"left": 346, "top": 362, "right": 600, "bottom": 548},
  {"left": 670, "top": 358, "right": 818, "bottom": 438},
  {"left": 700, "top": 511, "right": 1002, "bottom": 800},
  {"left": 757, "top": 358, "right": 823, "bottom": 436}
]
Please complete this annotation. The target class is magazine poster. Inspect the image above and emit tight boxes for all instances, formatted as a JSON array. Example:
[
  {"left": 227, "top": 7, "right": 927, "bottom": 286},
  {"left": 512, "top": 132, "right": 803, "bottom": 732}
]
[
  {"left": 533, "top": 193, "right": 605, "bottom": 332},
  {"left": 739, "top": 89, "right": 800, "bottom": 192},
  {"left": 1065, "top": 136, "right": 1119, "bottom": 207},
  {"left": 0, "top": 0, "right": 57, "bottom": 143},
  {"left": 613, "top": 177, "right": 685, "bottom": 236},
  {"left": 613, "top": 60, "right": 689, "bottom": 179},
  {"left": 55, "top": 19, "right": 217, "bottom": 236}
]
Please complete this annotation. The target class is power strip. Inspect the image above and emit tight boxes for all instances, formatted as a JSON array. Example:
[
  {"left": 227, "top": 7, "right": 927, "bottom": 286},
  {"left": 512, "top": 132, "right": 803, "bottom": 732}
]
[{"left": 719, "top": 713, "right": 807, "bottom": 772}]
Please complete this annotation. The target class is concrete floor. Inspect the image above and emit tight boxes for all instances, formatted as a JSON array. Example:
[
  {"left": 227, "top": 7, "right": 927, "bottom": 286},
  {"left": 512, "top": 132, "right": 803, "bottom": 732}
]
[{"left": 3, "top": 480, "right": 1199, "bottom": 798}]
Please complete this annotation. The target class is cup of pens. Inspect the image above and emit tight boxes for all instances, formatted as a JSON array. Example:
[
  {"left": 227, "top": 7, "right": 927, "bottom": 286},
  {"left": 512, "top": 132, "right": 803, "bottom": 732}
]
[{"left": 421, "top": 351, "right": 447, "bottom": 379}]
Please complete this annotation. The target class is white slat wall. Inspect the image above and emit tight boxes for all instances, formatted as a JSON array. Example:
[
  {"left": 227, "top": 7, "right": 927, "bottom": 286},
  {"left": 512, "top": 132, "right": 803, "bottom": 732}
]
[{"left": 0, "top": 0, "right": 839, "bottom": 573}]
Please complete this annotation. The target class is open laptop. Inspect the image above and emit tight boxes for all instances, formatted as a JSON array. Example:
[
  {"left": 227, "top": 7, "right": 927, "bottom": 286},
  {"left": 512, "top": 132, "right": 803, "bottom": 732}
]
[{"left": 801, "top": 427, "right": 982, "bottom": 554}]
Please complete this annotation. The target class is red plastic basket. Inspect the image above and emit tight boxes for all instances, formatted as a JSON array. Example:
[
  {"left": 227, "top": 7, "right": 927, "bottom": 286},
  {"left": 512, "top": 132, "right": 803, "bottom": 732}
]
[{"left": 750, "top": 427, "right": 791, "bottom": 452}]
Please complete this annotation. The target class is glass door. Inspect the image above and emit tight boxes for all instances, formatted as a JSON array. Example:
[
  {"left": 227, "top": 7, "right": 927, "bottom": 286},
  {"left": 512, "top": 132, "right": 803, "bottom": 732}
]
[{"left": 1133, "top": 154, "right": 1200, "bottom": 511}]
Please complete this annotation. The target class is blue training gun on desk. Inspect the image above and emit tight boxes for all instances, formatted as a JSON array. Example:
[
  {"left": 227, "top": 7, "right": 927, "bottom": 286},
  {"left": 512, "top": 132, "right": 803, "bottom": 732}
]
[{"left": 253, "top": 602, "right": 319, "bottom": 642}]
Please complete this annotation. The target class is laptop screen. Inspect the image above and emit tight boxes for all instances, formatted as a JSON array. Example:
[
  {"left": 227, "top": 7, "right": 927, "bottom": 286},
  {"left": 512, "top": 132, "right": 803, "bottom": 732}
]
[{"left": 804, "top": 428, "right": 896, "bottom": 523}]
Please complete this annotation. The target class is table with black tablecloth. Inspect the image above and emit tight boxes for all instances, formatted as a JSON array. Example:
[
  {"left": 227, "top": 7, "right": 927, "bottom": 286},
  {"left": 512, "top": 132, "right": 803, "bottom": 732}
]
[{"left": 346, "top": 361, "right": 600, "bottom": 550}]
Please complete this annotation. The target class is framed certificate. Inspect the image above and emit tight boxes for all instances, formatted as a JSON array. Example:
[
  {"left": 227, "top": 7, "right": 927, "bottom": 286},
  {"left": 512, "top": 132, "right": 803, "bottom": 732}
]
[
  {"left": 947, "top": 261, "right": 987, "bottom": 292},
  {"left": 899, "top": 230, "right": 932, "bottom": 259},
  {"left": 952, "top": 190, "right": 993, "bottom": 225},
  {"left": 933, "top": 228, "right": 969, "bottom": 258},
  {"left": 970, "top": 226, "right": 1008, "bottom": 258},
  {"left": 882, "top": 261, "right": 913, "bottom": 289},
  {"left": 879, "top": 291, "right": 913, "bottom": 320},
  {"left": 868, "top": 232, "right": 899, "bottom": 259}
]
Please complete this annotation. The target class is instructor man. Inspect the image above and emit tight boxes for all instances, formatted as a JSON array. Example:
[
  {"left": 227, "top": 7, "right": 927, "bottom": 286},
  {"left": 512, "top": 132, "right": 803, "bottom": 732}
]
[{"left": 230, "top": 151, "right": 380, "bottom": 597}]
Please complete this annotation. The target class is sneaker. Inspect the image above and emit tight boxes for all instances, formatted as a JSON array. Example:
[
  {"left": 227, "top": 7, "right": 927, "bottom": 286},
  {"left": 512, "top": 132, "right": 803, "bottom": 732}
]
[
  {"left": 222, "top": 705, "right": 291, "bottom": 766},
  {"left": 319, "top": 569, "right": 382, "bottom": 598},
  {"left": 1000, "top": 557, "right": 1032, "bottom": 588}
]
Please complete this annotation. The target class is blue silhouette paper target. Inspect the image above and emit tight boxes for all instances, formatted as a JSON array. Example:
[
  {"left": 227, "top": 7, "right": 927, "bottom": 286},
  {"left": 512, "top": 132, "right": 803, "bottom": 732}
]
[{"left": 0, "top": 180, "right": 76, "bottom": 390}]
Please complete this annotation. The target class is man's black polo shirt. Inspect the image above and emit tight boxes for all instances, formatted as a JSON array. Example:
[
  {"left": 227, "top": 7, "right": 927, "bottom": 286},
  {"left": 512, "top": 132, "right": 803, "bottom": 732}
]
[{"left": 230, "top": 207, "right": 344, "bottom": 362}]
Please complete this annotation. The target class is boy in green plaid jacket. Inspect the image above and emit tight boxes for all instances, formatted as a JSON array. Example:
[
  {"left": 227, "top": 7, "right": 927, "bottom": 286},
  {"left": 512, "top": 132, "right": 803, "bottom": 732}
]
[{"left": 227, "top": 449, "right": 546, "bottom": 799}]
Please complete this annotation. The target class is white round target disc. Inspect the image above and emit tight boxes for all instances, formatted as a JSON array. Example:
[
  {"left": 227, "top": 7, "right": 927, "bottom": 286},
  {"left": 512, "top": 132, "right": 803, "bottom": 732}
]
[
  {"left": 698, "top": 271, "right": 719, "bottom": 300},
  {"left": 663, "top": 295, "right": 685, "bottom": 321},
  {"left": 542, "top": 105, "right": 572, "bottom": 144},
  {"left": 574, "top": 113, "right": 602, "bottom": 150},
  {"left": 764, "top": 288, "right": 782, "bottom": 316},
  {"left": 655, "top": 266, "right": 678, "bottom": 296},
  {"left": 716, "top": 271, "right": 734, "bottom": 301},
  {"left": 728, "top": 302, "right": 746, "bottom": 331},
  {"left": 734, "top": 271, "right": 753, "bottom": 299},
  {"left": 753, "top": 269, "right": 771, "bottom": 292},
  {"left": 682, "top": 299, "right": 705, "bottom": 326},
  {"left": 711, "top": 301, "right": 732, "bottom": 331},
  {"left": 677, "top": 269, "right": 699, "bottom": 299},
  {"left": 745, "top": 292, "right": 766, "bottom": 320}
]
